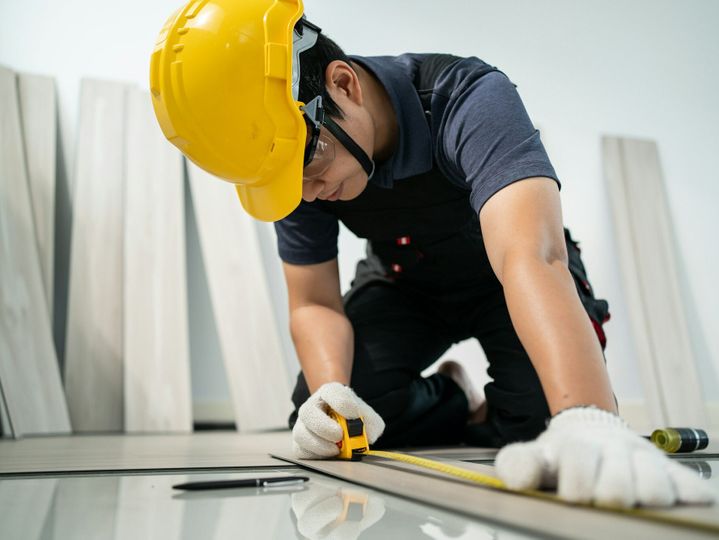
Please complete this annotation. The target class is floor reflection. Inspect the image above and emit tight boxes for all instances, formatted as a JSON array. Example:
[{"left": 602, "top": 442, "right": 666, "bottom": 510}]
[
  {"left": 0, "top": 469, "right": 536, "bottom": 539},
  {"left": 676, "top": 460, "right": 713, "bottom": 480}
]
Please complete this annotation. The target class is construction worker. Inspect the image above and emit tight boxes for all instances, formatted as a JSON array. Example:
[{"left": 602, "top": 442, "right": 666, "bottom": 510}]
[{"left": 151, "top": 0, "right": 714, "bottom": 508}]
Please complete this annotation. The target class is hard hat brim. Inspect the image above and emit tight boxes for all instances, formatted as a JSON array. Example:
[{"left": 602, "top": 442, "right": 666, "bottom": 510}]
[{"left": 235, "top": 156, "right": 303, "bottom": 222}]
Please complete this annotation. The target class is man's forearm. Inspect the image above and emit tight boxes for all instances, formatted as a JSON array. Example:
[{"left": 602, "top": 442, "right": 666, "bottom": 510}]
[
  {"left": 290, "top": 304, "right": 354, "bottom": 393},
  {"left": 502, "top": 253, "right": 617, "bottom": 415}
]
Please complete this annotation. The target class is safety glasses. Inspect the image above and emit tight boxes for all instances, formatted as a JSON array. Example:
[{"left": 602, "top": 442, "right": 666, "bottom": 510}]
[
  {"left": 301, "top": 95, "right": 375, "bottom": 181},
  {"left": 303, "top": 130, "right": 335, "bottom": 180}
]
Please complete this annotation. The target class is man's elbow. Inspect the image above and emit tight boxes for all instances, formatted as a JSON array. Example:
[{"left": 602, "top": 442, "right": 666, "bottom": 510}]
[{"left": 498, "top": 242, "right": 569, "bottom": 286}]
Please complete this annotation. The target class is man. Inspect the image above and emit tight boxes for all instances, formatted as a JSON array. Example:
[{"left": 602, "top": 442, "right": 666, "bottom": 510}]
[{"left": 151, "top": 0, "right": 714, "bottom": 508}]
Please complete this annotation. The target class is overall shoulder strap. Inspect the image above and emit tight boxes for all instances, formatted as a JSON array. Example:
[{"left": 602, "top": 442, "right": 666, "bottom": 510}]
[{"left": 412, "top": 54, "right": 463, "bottom": 111}]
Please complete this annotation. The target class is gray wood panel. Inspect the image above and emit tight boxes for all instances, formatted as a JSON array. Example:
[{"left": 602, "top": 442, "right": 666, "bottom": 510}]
[
  {"left": 18, "top": 73, "right": 56, "bottom": 314},
  {"left": 275, "top": 452, "right": 719, "bottom": 540},
  {"left": 123, "top": 88, "right": 191, "bottom": 432},
  {"left": 0, "top": 432, "right": 289, "bottom": 473},
  {"left": 64, "top": 79, "right": 128, "bottom": 432},
  {"left": 603, "top": 137, "right": 707, "bottom": 425},
  {"left": 187, "top": 164, "right": 293, "bottom": 431},
  {"left": 0, "top": 65, "right": 71, "bottom": 437}
]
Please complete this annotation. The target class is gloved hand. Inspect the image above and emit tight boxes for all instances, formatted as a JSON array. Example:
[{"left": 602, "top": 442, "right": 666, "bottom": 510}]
[
  {"left": 495, "top": 406, "right": 716, "bottom": 507},
  {"left": 293, "top": 382, "right": 385, "bottom": 459},
  {"left": 291, "top": 483, "right": 385, "bottom": 540}
]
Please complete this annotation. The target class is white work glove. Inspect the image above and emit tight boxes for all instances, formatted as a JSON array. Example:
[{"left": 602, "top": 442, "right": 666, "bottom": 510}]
[
  {"left": 293, "top": 382, "right": 385, "bottom": 459},
  {"left": 291, "top": 483, "right": 385, "bottom": 540},
  {"left": 495, "top": 406, "right": 717, "bottom": 507}
]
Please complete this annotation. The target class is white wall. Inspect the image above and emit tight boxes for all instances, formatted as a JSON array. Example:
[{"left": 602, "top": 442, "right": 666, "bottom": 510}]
[
  {"left": 308, "top": 0, "right": 719, "bottom": 407},
  {"left": 2, "top": 0, "right": 717, "bottom": 419}
]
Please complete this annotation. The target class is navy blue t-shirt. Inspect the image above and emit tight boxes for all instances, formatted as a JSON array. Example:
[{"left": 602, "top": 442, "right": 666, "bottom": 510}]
[{"left": 274, "top": 54, "right": 560, "bottom": 265}]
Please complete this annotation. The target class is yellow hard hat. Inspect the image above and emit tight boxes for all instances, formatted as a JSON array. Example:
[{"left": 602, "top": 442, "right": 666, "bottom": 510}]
[{"left": 150, "top": 0, "right": 318, "bottom": 221}]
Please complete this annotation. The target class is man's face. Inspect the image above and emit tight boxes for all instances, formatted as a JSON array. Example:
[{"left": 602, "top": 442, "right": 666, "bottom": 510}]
[
  {"left": 301, "top": 75, "right": 375, "bottom": 203},
  {"left": 301, "top": 122, "right": 371, "bottom": 202}
]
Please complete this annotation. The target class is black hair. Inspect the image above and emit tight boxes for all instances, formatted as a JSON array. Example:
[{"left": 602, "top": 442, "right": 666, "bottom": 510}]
[{"left": 298, "top": 30, "right": 350, "bottom": 119}]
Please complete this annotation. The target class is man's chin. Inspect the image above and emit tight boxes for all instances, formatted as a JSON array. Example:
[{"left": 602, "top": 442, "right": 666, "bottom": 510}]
[{"left": 340, "top": 178, "right": 369, "bottom": 201}]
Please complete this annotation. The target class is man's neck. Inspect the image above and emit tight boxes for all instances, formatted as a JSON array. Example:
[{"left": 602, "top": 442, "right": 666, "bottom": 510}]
[{"left": 352, "top": 61, "right": 398, "bottom": 163}]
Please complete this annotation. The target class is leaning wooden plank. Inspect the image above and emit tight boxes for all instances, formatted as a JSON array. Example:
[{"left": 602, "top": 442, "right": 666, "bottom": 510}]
[
  {"left": 0, "top": 389, "right": 12, "bottom": 438},
  {"left": 123, "top": 88, "right": 191, "bottom": 432},
  {"left": 274, "top": 453, "right": 717, "bottom": 540},
  {"left": 18, "top": 73, "right": 56, "bottom": 315},
  {"left": 0, "top": 65, "right": 71, "bottom": 436},
  {"left": 187, "top": 164, "right": 293, "bottom": 431},
  {"left": 64, "top": 79, "right": 128, "bottom": 432},
  {"left": 602, "top": 137, "right": 707, "bottom": 425},
  {"left": 603, "top": 137, "right": 667, "bottom": 425}
]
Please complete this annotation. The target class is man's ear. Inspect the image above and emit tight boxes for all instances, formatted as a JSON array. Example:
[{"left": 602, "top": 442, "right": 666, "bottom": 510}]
[{"left": 325, "top": 60, "right": 363, "bottom": 106}]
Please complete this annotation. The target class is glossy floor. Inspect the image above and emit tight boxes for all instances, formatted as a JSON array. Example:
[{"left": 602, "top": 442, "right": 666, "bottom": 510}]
[
  {"left": 1, "top": 432, "right": 716, "bottom": 539},
  {"left": 0, "top": 468, "right": 538, "bottom": 540}
]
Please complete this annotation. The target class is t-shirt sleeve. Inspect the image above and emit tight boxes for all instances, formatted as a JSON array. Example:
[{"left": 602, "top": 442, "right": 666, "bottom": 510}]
[
  {"left": 273, "top": 200, "right": 339, "bottom": 265},
  {"left": 437, "top": 66, "right": 560, "bottom": 214}
]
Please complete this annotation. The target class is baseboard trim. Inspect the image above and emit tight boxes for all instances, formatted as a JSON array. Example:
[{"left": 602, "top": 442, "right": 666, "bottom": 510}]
[{"left": 193, "top": 400, "right": 235, "bottom": 424}]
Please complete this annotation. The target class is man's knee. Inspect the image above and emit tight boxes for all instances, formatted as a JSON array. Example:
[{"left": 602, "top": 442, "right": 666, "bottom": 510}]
[{"left": 483, "top": 384, "right": 551, "bottom": 445}]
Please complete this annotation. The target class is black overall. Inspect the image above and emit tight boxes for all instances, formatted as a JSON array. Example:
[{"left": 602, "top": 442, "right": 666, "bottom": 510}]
[{"left": 289, "top": 55, "right": 610, "bottom": 448}]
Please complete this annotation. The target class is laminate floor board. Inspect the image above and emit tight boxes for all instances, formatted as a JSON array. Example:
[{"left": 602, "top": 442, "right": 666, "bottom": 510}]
[
  {"left": 64, "top": 79, "right": 129, "bottom": 432},
  {"left": 18, "top": 72, "right": 56, "bottom": 314},
  {"left": 187, "top": 164, "right": 293, "bottom": 432},
  {"left": 603, "top": 137, "right": 707, "bottom": 426},
  {"left": 444, "top": 456, "right": 719, "bottom": 532},
  {"left": 411, "top": 447, "right": 498, "bottom": 461},
  {"left": 123, "top": 88, "right": 191, "bottom": 433},
  {"left": 274, "top": 452, "right": 719, "bottom": 540},
  {"left": 0, "top": 431, "right": 291, "bottom": 474},
  {"left": 0, "top": 65, "right": 70, "bottom": 437}
]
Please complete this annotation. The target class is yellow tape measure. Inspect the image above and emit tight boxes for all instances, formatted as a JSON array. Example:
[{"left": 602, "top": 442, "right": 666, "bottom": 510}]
[{"left": 328, "top": 411, "right": 719, "bottom": 535}]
